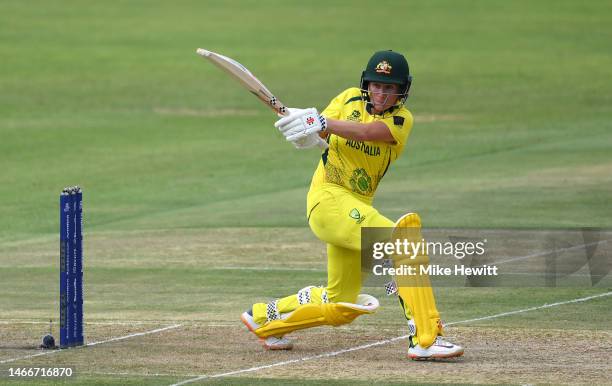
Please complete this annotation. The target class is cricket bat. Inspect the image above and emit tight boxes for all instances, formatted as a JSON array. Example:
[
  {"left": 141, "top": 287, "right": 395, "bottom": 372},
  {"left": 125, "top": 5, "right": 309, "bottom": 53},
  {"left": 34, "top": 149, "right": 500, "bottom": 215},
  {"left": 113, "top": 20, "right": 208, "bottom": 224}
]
[{"left": 196, "top": 48, "right": 328, "bottom": 149}]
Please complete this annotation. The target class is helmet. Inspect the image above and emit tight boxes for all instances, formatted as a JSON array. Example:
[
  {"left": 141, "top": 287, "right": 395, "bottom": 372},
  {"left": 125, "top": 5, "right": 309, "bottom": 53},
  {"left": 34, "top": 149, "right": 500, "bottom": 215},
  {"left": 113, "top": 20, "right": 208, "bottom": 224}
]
[{"left": 360, "top": 50, "right": 412, "bottom": 105}]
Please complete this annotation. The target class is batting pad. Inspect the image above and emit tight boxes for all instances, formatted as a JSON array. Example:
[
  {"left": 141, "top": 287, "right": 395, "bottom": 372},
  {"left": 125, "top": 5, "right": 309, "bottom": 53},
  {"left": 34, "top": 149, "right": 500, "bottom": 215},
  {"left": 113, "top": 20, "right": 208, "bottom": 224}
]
[
  {"left": 393, "top": 213, "right": 443, "bottom": 348},
  {"left": 254, "top": 294, "right": 379, "bottom": 338}
]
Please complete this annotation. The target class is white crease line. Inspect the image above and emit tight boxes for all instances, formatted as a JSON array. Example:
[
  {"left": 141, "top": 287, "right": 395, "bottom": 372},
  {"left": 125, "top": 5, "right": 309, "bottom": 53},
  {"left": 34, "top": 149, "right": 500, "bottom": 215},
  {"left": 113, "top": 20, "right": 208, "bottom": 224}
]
[
  {"left": 0, "top": 320, "right": 175, "bottom": 326},
  {"left": 445, "top": 292, "right": 611, "bottom": 325},
  {"left": 170, "top": 291, "right": 612, "bottom": 386},
  {"left": 0, "top": 324, "right": 182, "bottom": 365},
  {"left": 85, "top": 324, "right": 182, "bottom": 347}
]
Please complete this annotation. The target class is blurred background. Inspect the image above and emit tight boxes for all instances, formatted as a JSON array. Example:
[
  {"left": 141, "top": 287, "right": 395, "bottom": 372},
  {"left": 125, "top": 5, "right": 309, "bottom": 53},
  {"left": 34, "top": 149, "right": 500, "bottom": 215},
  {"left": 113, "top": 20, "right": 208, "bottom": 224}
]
[
  {"left": 1, "top": 3, "right": 610, "bottom": 384},
  {"left": 1, "top": 1, "right": 611, "bottom": 243}
]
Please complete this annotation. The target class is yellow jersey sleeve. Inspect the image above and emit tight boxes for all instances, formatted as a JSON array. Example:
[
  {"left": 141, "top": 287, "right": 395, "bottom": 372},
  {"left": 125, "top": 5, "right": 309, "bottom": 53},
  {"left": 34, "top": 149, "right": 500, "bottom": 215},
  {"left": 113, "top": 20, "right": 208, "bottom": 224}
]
[{"left": 379, "top": 109, "right": 413, "bottom": 156}]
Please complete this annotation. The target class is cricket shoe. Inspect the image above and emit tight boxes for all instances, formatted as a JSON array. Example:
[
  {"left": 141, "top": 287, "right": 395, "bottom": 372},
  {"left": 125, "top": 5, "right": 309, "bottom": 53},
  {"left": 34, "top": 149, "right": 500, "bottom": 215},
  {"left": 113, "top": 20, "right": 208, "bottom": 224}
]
[
  {"left": 408, "top": 336, "right": 464, "bottom": 360},
  {"left": 240, "top": 309, "right": 293, "bottom": 350}
]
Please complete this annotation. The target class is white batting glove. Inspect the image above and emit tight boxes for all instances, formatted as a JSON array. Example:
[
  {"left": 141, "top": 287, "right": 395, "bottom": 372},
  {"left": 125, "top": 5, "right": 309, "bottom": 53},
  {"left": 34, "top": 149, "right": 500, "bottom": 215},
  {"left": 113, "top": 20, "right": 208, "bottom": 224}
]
[
  {"left": 291, "top": 132, "right": 328, "bottom": 149},
  {"left": 274, "top": 107, "right": 327, "bottom": 142}
]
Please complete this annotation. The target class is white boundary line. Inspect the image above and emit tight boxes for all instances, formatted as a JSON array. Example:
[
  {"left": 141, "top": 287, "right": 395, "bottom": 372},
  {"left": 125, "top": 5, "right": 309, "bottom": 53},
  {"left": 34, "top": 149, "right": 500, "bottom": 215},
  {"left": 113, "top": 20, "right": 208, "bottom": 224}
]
[
  {"left": 170, "top": 291, "right": 612, "bottom": 386},
  {"left": 0, "top": 324, "right": 182, "bottom": 365},
  {"left": 0, "top": 320, "right": 174, "bottom": 326}
]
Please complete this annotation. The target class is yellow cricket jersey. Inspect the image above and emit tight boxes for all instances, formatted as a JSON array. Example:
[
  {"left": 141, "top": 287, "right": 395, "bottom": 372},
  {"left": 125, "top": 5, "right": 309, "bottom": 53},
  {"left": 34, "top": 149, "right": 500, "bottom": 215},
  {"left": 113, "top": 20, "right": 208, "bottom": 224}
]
[{"left": 309, "top": 87, "right": 413, "bottom": 199}]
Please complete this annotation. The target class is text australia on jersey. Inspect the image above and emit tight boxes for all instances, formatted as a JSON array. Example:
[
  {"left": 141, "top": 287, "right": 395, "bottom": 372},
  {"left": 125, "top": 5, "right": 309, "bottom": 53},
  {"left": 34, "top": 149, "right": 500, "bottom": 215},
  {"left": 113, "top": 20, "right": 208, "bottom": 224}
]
[{"left": 345, "top": 139, "right": 381, "bottom": 156}]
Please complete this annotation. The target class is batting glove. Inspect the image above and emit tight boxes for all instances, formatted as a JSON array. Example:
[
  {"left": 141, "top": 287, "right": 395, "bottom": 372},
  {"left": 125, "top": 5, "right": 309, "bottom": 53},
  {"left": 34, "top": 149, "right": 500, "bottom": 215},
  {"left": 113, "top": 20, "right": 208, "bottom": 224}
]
[
  {"left": 274, "top": 107, "right": 327, "bottom": 142},
  {"left": 291, "top": 132, "right": 327, "bottom": 149}
]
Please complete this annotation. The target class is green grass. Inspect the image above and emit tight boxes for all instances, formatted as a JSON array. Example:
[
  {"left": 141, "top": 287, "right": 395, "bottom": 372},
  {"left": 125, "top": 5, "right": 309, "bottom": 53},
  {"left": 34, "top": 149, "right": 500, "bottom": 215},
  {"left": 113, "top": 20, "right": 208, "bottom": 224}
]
[
  {"left": 1, "top": 1, "right": 611, "bottom": 385},
  {"left": 1, "top": 0, "right": 611, "bottom": 241}
]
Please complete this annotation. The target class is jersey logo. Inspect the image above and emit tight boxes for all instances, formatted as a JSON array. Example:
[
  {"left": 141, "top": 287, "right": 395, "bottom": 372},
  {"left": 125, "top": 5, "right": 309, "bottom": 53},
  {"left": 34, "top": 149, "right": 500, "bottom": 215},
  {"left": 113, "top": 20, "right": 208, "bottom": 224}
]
[
  {"left": 393, "top": 116, "right": 404, "bottom": 126},
  {"left": 349, "top": 168, "right": 373, "bottom": 195},
  {"left": 346, "top": 110, "right": 361, "bottom": 121},
  {"left": 375, "top": 61, "right": 392, "bottom": 75},
  {"left": 349, "top": 208, "right": 366, "bottom": 224}
]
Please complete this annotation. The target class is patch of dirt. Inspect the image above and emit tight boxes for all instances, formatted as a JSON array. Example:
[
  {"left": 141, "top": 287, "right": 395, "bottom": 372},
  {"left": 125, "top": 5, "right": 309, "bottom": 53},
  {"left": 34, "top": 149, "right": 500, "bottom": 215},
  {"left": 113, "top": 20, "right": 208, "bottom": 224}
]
[
  {"left": 2, "top": 322, "right": 610, "bottom": 385},
  {"left": 240, "top": 326, "right": 611, "bottom": 385}
]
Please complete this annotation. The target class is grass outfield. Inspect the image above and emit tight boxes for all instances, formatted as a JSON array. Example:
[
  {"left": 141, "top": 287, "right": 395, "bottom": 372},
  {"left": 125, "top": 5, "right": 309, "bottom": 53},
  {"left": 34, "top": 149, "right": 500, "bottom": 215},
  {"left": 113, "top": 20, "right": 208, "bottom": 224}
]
[{"left": 1, "top": 1, "right": 611, "bottom": 385}]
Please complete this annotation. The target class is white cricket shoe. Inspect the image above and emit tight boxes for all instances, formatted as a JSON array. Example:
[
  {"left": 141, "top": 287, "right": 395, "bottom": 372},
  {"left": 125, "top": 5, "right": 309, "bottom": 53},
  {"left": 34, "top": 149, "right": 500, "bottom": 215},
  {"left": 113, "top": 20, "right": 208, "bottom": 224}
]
[
  {"left": 260, "top": 335, "right": 294, "bottom": 351},
  {"left": 240, "top": 310, "right": 293, "bottom": 351},
  {"left": 408, "top": 336, "right": 464, "bottom": 360}
]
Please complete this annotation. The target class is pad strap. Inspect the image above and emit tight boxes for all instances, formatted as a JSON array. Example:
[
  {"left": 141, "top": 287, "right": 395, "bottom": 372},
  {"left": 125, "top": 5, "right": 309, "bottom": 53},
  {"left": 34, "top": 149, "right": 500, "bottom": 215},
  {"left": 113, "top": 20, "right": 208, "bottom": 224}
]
[
  {"left": 297, "top": 286, "right": 330, "bottom": 304},
  {"left": 297, "top": 286, "right": 313, "bottom": 305},
  {"left": 266, "top": 300, "right": 281, "bottom": 322},
  {"left": 384, "top": 280, "right": 398, "bottom": 296},
  {"left": 321, "top": 288, "right": 329, "bottom": 303}
]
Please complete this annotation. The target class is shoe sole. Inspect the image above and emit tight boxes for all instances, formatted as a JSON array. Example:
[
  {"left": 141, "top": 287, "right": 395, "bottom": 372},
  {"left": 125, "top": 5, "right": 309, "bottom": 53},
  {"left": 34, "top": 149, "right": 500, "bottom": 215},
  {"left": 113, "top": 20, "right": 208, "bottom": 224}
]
[
  {"left": 408, "top": 349, "right": 464, "bottom": 360},
  {"left": 261, "top": 339, "right": 293, "bottom": 351},
  {"left": 241, "top": 312, "right": 293, "bottom": 351}
]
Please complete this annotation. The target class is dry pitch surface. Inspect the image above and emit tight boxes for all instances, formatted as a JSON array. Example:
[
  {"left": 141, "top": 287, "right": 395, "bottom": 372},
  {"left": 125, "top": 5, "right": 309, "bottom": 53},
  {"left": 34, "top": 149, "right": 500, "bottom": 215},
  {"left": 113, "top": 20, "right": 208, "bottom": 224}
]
[{"left": 1, "top": 229, "right": 610, "bottom": 385}]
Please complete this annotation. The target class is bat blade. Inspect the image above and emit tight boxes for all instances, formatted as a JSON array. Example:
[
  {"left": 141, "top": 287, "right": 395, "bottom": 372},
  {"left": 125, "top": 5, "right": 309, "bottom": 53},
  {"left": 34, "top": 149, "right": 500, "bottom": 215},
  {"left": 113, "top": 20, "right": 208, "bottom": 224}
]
[
  {"left": 196, "top": 48, "right": 288, "bottom": 116},
  {"left": 196, "top": 48, "right": 328, "bottom": 149}
]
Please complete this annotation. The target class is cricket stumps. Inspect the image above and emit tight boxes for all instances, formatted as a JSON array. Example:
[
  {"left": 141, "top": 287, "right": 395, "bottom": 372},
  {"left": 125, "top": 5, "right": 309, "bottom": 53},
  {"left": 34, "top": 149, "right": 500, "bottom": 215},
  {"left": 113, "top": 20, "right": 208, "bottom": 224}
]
[{"left": 59, "top": 186, "right": 84, "bottom": 348}]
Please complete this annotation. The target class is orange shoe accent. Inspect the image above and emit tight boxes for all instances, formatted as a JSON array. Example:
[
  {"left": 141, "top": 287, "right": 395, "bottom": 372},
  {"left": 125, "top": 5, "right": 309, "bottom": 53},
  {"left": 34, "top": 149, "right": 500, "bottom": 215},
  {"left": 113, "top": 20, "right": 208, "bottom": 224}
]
[{"left": 240, "top": 313, "right": 257, "bottom": 335}]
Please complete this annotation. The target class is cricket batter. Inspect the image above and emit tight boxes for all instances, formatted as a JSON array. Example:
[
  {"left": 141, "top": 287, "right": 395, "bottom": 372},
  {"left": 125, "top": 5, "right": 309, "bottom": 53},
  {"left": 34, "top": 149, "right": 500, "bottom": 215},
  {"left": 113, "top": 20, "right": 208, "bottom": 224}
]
[{"left": 241, "top": 50, "right": 463, "bottom": 359}]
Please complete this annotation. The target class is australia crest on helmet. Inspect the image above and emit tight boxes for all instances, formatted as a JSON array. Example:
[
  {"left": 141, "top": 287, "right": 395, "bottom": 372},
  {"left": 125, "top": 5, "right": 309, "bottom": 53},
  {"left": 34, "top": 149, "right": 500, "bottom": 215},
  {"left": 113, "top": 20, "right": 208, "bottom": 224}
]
[{"left": 375, "top": 60, "right": 392, "bottom": 75}]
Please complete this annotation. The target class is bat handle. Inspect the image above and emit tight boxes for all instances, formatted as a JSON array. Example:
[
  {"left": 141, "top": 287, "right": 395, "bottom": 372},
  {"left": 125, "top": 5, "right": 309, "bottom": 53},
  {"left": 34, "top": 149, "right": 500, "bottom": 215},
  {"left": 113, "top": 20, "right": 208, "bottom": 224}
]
[{"left": 278, "top": 106, "right": 290, "bottom": 117}]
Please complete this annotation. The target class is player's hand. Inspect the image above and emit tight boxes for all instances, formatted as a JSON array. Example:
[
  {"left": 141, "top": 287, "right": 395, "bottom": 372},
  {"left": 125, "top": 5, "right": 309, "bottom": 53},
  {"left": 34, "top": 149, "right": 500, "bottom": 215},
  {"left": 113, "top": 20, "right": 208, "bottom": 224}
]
[
  {"left": 291, "top": 132, "right": 328, "bottom": 150},
  {"left": 274, "top": 107, "right": 327, "bottom": 141}
]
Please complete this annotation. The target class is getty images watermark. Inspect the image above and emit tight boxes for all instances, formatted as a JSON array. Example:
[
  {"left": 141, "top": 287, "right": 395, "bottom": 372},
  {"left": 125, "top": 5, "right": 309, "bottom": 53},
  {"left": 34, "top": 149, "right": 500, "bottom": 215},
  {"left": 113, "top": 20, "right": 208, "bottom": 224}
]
[
  {"left": 371, "top": 238, "right": 497, "bottom": 277},
  {"left": 360, "top": 228, "right": 611, "bottom": 288}
]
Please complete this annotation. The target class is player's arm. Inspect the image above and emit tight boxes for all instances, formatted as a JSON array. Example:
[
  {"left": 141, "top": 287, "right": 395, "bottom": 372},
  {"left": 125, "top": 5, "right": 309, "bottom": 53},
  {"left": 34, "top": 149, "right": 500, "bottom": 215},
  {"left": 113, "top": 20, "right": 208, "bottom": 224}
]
[
  {"left": 275, "top": 108, "right": 396, "bottom": 146},
  {"left": 324, "top": 119, "right": 395, "bottom": 143}
]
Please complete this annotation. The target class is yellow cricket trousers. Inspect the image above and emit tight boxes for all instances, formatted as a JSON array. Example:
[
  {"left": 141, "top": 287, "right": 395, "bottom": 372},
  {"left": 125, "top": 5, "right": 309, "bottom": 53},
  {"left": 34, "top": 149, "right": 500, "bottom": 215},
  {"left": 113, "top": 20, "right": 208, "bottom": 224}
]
[{"left": 252, "top": 183, "right": 393, "bottom": 324}]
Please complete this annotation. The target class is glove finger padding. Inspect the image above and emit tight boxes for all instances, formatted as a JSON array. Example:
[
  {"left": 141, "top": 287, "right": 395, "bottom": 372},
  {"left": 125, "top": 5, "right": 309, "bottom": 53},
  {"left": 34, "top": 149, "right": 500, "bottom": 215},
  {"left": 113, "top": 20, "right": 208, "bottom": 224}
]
[
  {"left": 277, "top": 118, "right": 305, "bottom": 134},
  {"left": 286, "top": 131, "right": 309, "bottom": 142},
  {"left": 285, "top": 121, "right": 324, "bottom": 141},
  {"left": 292, "top": 133, "right": 321, "bottom": 149},
  {"left": 274, "top": 108, "right": 311, "bottom": 128}
]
